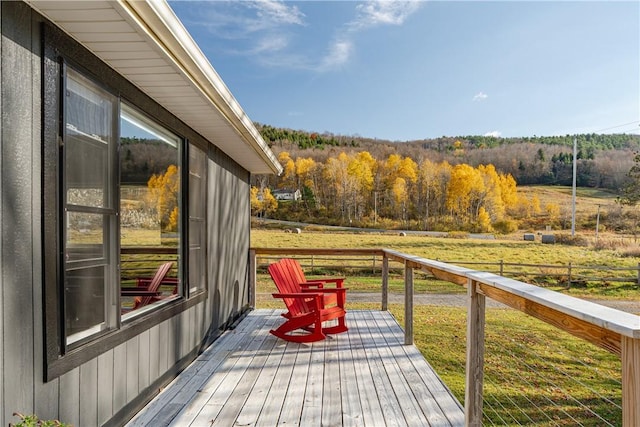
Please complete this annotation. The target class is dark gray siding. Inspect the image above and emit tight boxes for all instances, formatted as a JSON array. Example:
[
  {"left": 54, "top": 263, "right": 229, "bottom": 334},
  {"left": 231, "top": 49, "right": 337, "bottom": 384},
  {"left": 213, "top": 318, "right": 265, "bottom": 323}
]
[
  {"left": 0, "top": 2, "right": 253, "bottom": 426},
  {"left": 2, "top": 2, "right": 37, "bottom": 424}
]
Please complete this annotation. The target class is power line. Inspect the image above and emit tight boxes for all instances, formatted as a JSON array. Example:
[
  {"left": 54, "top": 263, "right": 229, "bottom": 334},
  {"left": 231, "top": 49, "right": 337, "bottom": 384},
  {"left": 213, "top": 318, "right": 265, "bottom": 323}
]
[{"left": 591, "top": 120, "right": 640, "bottom": 134}]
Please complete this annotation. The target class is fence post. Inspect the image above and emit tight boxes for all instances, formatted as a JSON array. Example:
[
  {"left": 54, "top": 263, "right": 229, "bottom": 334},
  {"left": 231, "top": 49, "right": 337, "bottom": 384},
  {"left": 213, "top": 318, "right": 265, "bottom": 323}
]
[
  {"left": 622, "top": 336, "right": 640, "bottom": 426},
  {"left": 404, "top": 261, "right": 414, "bottom": 345},
  {"left": 637, "top": 263, "right": 639, "bottom": 287},
  {"left": 382, "top": 253, "right": 389, "bottom": 311},
  {"left": 499, "top": 260, "right": 504, "bottom": 276},
  {"left": 249, "top": 249, "right": 257, "bottom": 308},
  {"left": 465, "top": 279, "right": 486, "bottom": 427},
  {"left": 567, "top": 262, "right": 572, "bottom": 288}
]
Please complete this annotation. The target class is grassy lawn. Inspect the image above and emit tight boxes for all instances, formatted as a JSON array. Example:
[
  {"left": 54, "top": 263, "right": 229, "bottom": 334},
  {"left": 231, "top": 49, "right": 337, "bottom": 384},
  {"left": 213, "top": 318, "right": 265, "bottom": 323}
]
[
  {"left": 253, "top": 229, "right": 631, "bottom": 425},
  {"left": 252, "top": 229, "right": 640, "bottom": 299}
]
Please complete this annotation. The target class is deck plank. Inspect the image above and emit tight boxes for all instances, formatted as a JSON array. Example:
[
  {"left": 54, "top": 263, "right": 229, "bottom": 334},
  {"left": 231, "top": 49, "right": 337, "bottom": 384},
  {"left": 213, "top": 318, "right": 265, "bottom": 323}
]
[
  {"left": 347, "top": 311, "right": 387, "bottom": 426},
  {"left": 337, "top": 320, "right": 365, "bottom": 426},
  {"left": 126, "top": 309, "right": 465, "bottom": 427}
]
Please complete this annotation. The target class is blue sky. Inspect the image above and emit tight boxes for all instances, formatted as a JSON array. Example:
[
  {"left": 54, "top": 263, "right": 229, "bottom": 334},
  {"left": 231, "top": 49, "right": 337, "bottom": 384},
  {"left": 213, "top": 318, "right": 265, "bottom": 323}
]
[{"left": 169, "top": 1, "right": 640, "bottom": 141}]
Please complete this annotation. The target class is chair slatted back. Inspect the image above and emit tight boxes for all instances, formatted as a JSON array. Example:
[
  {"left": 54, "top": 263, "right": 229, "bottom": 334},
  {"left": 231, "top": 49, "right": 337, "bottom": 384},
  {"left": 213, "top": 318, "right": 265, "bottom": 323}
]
[
  {"left": 281, "top": 258, "right": 306, "bottom": 285},
  {"left": 267, "top": 260, "right": 310, "bottom": 316},
  {"left": 138, "top": 261, "right": 174, "bottom": 307}
]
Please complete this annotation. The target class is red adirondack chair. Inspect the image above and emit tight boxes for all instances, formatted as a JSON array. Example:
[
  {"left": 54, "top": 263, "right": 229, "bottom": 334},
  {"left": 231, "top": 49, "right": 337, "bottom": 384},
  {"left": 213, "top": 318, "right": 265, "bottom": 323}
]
[
  {"left": 121, "top": 261, "right": 175, "bottom": 312},
  {"left": 268, "top": 258, "right": 348, "bottom": 343}
]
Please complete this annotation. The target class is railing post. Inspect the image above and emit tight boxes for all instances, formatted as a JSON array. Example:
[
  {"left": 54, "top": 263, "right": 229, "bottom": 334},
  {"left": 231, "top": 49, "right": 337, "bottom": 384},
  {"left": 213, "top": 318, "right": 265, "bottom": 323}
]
[
  {"left": 622, "top": 336, "right": 640, "bottom": 426},
  {"left": 249, "top": 249, "right": 257, "bottom": 308},
  {"left": 465, "top": 279, "right": 485, "bottom": 427},
  {"left": 381, "top": 253, "right": 389, "bottom": 311},
  {"left": 404, "top": 261, "right": 414, "bottom": 345}
]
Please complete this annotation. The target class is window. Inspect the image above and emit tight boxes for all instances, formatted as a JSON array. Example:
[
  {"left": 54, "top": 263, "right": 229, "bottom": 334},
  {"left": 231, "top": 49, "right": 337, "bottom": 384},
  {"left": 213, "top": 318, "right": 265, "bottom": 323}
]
[{"left": 43, "top": 38, "right": 208, "bottom": 378}]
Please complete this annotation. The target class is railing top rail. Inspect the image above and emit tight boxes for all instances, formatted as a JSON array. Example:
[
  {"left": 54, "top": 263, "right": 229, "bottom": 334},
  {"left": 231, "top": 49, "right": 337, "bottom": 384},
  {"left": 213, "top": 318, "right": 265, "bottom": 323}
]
[
  {"left": 252, "top": 247, "right": 385, "bottom": 256},
  {"left": 382, "top": 248, "right": 640, "bottom": 340},
  {"left": 467, "top": 271, "right": 640, "bottom": 339}
]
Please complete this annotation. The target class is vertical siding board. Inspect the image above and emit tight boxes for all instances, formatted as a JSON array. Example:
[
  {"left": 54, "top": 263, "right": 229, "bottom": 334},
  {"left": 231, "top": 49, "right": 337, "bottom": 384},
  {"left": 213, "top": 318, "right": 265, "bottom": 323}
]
[
  {"left": 148, "top": 325, "right": 160, "bottom": 384},
  {"left": 59, "top": 369, "right": 80, "bottom": 426},
  {"left": 0, "top": 0, "right": 4, "bottom": 422},
  {"left": 79, "top": 359, "right": 98, "bottom": 427},
  {"left": 1, "top": 2, "right": 35, "bottom": 424},
  {"left": 112, "top": 342, "right": 127, "bottom": 412},
  {"left": 126, "top": 337, "right": 140, "bottom": 404},
  {"left": 158, "top": 320, "right": 169, "bottom": 374},
  {"left": 138, "top": 330, "right": 150, "bottom": 391},
  {"left": 97, "top": 350, "right": 114, "bottom": 426}
]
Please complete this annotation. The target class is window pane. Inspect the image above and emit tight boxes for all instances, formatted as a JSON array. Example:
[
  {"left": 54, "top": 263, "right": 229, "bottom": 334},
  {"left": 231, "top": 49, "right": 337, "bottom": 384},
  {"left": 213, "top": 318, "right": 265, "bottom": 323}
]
[
  {"left": 120, "top": 104, "right": 181, "bottom": 315},
  {"left": 65, "top": 69, "right": 114, "bottom": 209},
  {"left": 65, "top": 265, "right": 107, "bottom": 344},
  {"left": 66, "top": 212, "right": 105, "bottom": 262},
  {"left": 63, "top": 67, "right": 117, "bottom": 345},
  {"left": 189, "top": 145, "right": 206, "bottom": 292}
]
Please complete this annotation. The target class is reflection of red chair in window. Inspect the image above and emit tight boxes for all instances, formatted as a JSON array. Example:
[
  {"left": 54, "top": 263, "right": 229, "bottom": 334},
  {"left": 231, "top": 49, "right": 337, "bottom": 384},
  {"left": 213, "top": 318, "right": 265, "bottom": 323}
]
[{"left": 121, "top": 261, "right": 176, "bottom": 312}]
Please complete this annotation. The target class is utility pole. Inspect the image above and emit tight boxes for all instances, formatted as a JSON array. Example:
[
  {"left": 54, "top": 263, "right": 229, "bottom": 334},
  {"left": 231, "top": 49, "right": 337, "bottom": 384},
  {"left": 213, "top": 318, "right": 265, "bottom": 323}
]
[{"left": 571, "top": 136, "right": 577, "bottom": 236}]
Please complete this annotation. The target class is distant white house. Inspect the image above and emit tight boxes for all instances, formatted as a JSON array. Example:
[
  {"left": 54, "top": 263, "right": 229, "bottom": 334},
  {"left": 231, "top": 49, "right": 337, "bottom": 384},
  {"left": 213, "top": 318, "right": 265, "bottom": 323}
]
[{"left": 273, "top": 189, "right": 302, "bottom": 201}]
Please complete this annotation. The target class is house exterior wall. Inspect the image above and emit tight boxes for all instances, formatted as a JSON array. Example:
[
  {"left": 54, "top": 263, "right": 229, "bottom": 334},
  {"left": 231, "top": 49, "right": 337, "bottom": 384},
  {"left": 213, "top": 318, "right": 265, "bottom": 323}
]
[{"left": 0, "top": 3, "right": 251, "bottom": 426}]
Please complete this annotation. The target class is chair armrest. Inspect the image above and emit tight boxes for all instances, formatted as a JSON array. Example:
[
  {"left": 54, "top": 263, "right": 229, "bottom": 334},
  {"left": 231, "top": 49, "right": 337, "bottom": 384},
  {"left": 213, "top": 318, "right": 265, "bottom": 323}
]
[
  {"left": 121, "top": 289, "right": 163, "bottom": 297},
  {"left": 136, "top": 277, "right": 179, "bottom": 287},
  {"left": 301, "top": 288, "right": 348, "bottom": 293},
  {"left": 300, "top": 278, "right": 345, "bottom": 288},
  {"left": 272, "top": 292, "right": 322, "bottom": 299}
]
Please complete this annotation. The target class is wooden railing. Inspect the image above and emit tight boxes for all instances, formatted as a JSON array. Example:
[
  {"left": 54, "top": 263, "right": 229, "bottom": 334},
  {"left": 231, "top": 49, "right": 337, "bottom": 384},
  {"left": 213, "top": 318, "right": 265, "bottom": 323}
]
[{"left": 250, "top": 247, "right": 640, "bottom": 426}]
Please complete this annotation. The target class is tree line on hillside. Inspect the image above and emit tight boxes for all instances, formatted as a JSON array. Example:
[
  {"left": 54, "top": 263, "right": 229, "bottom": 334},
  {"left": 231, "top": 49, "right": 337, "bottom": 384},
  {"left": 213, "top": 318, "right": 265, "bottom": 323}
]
[
  {"left": 256, "top": 124, "right": 640, "bottom": 190},
  {"left": 252, "top": 151, "right": 530, "bottom": 233}
]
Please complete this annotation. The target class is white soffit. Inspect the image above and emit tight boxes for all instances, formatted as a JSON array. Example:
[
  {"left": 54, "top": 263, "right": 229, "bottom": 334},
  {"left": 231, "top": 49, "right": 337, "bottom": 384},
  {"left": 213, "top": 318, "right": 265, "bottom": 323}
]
[{"left": 27, "top": 0, "right": 282, "bottom": 175}]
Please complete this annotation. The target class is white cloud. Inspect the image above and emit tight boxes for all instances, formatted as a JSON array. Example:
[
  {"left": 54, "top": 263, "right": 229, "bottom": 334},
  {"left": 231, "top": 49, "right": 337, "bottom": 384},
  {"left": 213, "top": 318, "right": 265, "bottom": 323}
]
[
  {"left": 251, "top": 34, "right": 289, "bottom": 54},
  {"left": 473, "top": 92, "right": 488, "bottom": 101},
  {"left": 353, "top": 1, "right": 423, "bottom": 29},
  {"left": 484, "top": 130, "right": 501, "bottom": 138},
  {"left": 250, "top": 0, "right": 305, "bottom": 26},
  {"left": 319, "top": 40, "right": 353, "bottom": 71}
]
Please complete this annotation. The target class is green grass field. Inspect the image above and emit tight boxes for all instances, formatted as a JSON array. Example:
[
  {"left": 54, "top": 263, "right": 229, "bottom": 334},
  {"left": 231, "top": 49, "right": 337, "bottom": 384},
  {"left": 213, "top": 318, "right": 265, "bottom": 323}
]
[{"left": 252, "top": 229, "right": 640, "bottom": 299}]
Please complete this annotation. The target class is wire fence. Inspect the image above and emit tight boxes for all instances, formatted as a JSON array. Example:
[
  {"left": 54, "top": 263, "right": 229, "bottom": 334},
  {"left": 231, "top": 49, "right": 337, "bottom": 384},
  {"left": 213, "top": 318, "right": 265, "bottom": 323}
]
[{"left": 255, "top": 254, "right": 640, "bottom": 288}]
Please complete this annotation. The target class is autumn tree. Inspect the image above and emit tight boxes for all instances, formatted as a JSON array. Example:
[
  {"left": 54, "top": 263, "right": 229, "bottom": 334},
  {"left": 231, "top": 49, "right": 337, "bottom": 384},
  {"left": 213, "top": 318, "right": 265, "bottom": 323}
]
[
  {"left": 250, "top": 186, "right": 278, "bottom": 218},
  {"left": 147, "top": 164, "right": 180, "bottom": 231},
  {"left": 446, "top": 164, "right": 485, "bottom": 224},
  {"left": 277, "top": 151, "right": 296, "bottom": 189}
]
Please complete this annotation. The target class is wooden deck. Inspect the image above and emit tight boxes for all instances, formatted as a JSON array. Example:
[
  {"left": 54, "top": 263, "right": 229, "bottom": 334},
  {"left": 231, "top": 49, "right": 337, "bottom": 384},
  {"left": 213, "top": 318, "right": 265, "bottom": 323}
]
[{"left": 126, "top": 309, "right": 464, "bottom": 426}]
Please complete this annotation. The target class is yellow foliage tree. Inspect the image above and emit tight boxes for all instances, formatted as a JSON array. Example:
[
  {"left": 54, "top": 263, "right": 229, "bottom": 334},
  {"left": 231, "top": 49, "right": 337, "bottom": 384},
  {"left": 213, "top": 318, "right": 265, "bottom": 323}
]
[
  {"left": 446, "top": 164, "right": 484, "bottom": 222},
  {"left": 278, "top": 151, "right": 296, "bottom": 189},
  {"left": 477, "top": 206, "right": 493, "bottom": 232},
  {"left": 250, "top": 186, "right": 278, "bottom": 218},
  {"left": 147, "top": 164, "right": 180, "bottom": 231}
]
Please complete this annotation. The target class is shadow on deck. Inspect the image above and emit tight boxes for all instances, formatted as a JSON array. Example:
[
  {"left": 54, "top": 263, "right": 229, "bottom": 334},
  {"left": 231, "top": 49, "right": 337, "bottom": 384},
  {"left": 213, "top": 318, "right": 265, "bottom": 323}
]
[{"left": 127, "top": 309, "right": 464, "bottom": 426}]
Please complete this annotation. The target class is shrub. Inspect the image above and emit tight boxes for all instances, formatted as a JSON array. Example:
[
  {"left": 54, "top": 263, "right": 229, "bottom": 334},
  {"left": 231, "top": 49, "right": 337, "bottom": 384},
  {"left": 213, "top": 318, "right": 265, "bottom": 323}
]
[
  {"left": 492, "top": 219, "right": 518, "bottom": 234},
  {"left": 554, "top": 233, "right": 590, "bottom": 246},
  {"left": 10, "top": 413, "right": 70, "bottom": 427}
]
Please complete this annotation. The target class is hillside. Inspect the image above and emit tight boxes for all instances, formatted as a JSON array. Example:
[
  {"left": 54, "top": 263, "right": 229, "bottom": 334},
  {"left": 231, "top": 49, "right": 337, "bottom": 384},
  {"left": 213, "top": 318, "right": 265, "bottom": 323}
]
[{"left": 256, "top": 123, "right": 640, "bottom": 191}]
